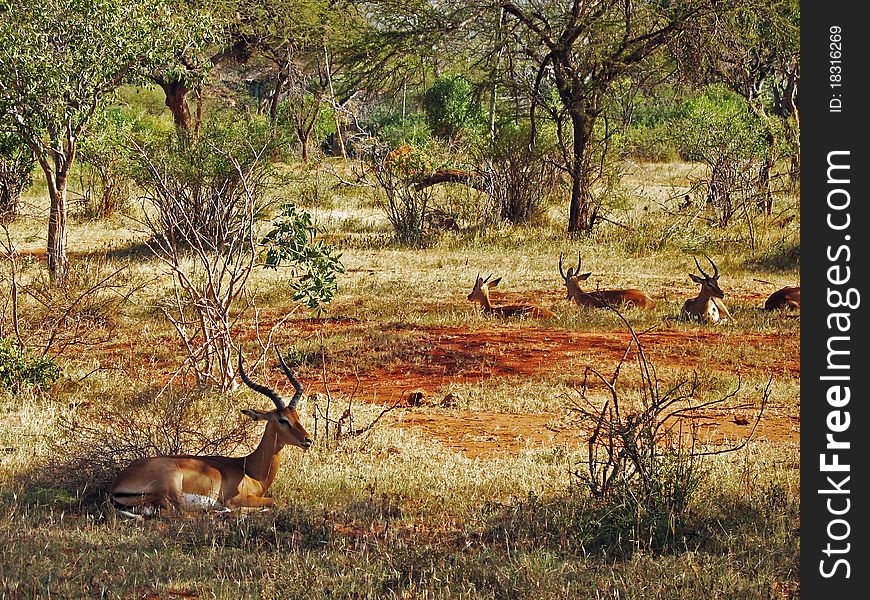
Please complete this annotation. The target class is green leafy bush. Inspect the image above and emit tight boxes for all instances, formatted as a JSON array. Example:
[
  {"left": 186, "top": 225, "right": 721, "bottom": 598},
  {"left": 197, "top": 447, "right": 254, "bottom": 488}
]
[
  {"left": 0, "top": 129, "right": 34, "bottom": 219},
  {"left": 367, "top": 107, "right": 432, "bottom": 149},
  {"left": 260, "top": 204, "right": 344, "bottom": 311},
  {"left": 0, "top": 338, "right": 61, "bottom": 391},
  {"left": 421, "top": 74, "right": 482, "bottom": 141}
]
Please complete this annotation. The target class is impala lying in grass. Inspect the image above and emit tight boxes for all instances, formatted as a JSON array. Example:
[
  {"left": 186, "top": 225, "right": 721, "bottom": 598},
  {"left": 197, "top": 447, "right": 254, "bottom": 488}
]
[
  {"left": 109, "top": 349, "right": 312, "bottom": 517},
  {"left": 467, "top": 273, "right": 556, "bottom": 319},
  {"left": 764, "top": 286, "right": 800, "bottom": 310},
  {"left": 680, "top": 256, "right": 733, "bottom": 324},
  {"left": 558, "top": 253, "right": 655, "bottom": 310}
]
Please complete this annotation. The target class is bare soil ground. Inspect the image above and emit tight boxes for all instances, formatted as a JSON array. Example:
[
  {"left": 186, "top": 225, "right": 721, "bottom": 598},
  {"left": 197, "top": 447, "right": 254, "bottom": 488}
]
[{"left": 299, "top": 320, "right": 799, "bottom": 458}]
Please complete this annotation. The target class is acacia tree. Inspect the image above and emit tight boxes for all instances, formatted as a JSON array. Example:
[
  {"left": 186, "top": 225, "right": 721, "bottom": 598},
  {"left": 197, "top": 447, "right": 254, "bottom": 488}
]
[
  {"left": 0, "top": 0, "right": 212, "bottom": 282},
  {"left": 342, "top": 0, "right": 721, "bottom": 232},
  {"left": 677, "top": 0, "right": 800, "bottom": 210},
  {"left": 499, "top": 0, "right": 721, "bottom": 232}
]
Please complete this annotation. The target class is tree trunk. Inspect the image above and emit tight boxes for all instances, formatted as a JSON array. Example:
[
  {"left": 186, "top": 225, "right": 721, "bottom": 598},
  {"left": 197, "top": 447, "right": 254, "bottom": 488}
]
[
  {"left": 269, "top": 73, "right": 288, "bottom": 127},
  {"left": 299, "top": 128, "right": 310, "bottom": 162},
  {"left": 568, "top": 111, "right": 591, "bottom": 233},
  {"left": 759, "top": 130, "right": 776, "bottom": 215},
  {"left": 156, "top": 78, "right": 192, "bottom": 131},
  {"left": 45, "top": 156, "right": 70, "bottom": 283}
]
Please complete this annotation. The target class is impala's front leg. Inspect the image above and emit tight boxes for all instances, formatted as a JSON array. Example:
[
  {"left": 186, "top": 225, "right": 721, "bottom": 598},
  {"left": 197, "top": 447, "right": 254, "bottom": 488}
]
[{"left": 228, "top": 495, "right": 276, "bottom": 510}]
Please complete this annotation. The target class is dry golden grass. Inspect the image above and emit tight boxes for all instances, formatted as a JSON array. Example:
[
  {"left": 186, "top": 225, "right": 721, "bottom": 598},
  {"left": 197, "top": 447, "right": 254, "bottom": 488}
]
[{"left": 0, "top": 159, "right": 799, "bottom": 599}]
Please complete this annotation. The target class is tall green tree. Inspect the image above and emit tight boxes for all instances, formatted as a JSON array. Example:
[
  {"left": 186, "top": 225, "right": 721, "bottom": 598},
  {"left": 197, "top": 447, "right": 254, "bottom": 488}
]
[
  {"left": 0, "top": 0, "right": 212, "bottom": 281},
  {"left": 677, "top": 0, "right": 800, "bottom": 210},
  {"left": 342, "top": 0, "right": 723, "bottom": 233},
  {"left": 499, "top": 0, "right": 722, "bottom": 232}
]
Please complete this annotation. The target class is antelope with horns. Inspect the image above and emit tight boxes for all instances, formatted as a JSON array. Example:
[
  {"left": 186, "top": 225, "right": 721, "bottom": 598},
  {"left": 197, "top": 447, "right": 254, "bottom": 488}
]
[
  {"left": 764, "top": 286, "right": 800, "bottom": 311},
  {"left": 467, "top": 274, "right": 556, "bottom": 319},
  {"left": 680, "top": 256, "right": 733, "bottom": 324},
  {"left": 109, "top": 349, "right": 312, "bottom": 516},
  {"left": 558, "top": 253, "right": 655, "bottom": 310}
]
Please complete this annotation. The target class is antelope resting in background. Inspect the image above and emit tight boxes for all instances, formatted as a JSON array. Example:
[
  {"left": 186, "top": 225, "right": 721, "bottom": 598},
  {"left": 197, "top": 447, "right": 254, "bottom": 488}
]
[
  {"left": 764, "top": 286, "right": 800, "bottom": 310},
  {"left": 558, "top": 253, "right": 656, "bottom": 310},
  {"left": 680, "top": 256, "right": 732, "bottom": 324},
  {"left": 109, "top": 349, "right": 312, "bottom": 516},
  {"left": 467, "top": 274, "right": 556, "bottom": 319}
]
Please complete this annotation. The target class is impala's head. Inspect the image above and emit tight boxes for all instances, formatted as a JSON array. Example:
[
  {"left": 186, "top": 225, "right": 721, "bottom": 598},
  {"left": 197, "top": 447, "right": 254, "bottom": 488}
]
[
  {"left": 467, "top": 273, "right": 501, "bottom": 304},
  {"left": 689, "top": 256, "right": 724, "bottom": 299},
  {"left": 558, "top": 252, "right": 592, "bottom": 301},
  {"left": 238, "top": 349, "right": 313, "bottom": 451}
]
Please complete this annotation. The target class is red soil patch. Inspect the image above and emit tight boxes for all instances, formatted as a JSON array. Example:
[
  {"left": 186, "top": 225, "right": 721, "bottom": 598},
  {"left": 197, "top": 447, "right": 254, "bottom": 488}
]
[
  {"left": 302, "top": 323, "right": 799, "bottom": 456},
  {"left": 308, "top": 324, "right": 798, "bottom": 400}
]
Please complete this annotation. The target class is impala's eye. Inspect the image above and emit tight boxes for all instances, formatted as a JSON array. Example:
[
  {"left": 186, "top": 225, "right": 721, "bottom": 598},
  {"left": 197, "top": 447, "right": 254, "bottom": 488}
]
[{"left": 278, "top": 417, "right": 291, "bottom": 427}]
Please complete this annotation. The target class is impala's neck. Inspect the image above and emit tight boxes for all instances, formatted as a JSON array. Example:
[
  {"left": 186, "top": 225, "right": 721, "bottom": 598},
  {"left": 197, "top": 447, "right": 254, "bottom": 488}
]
[
  {"left": 475, "top": 288, "right": 494, "bottom": 311},
  {"left": 245, "top": 424, "right": 285, "bottom": 489},
  {"left": 567, "top": 278, "right": 585, "bottom": 299}
]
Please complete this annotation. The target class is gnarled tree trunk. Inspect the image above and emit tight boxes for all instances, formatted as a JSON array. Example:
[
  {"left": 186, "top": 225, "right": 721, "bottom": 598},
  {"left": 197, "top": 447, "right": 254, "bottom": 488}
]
[{"left": 156, "top": 77, "right": 193, "bottom": 132}]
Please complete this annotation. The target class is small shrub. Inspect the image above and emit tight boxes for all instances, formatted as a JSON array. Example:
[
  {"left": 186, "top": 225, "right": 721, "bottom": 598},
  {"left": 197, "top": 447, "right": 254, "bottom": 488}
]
[
  {"left": 260, "top": 203, "right": 345, "bottom": 311},
  {"left": 0, "top": 338, "right": 61, "bottom": 391},
  {"left": 0, "top": 130, "right": 34, "bottom": 220},
  {"left": 369, "top": 143, "right": 437, "bottom": 247},
  {"left": 421, "top": 74, "right": 482, "bottom": 141},
  {"left": 478, "top": 122, "right": 559, "bottom": 224},
  {"left": 133, "top": 113, "right": 277, "bottom": 253},
  {"left": 672, "top": 87, "right": 769, "bottom": 227},
  {"left": 74, "top": 107, "right": 139, "bottom": 220}
]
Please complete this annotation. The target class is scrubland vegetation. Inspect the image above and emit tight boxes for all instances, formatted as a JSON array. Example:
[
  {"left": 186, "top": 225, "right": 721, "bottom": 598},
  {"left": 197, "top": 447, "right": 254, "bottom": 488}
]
[{"left": 1, "top": 0, "right": 799, "bottom": 598}]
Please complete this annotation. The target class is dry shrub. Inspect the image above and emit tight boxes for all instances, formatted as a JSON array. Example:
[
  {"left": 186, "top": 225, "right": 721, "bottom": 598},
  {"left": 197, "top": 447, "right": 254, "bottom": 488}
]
[
  {"left": 568, "top": 309, "right": 770, "bottom": 553},
  {"left": 32, "top": 387, "right": 255, "bottom": 502},
  {"left": 13, "top": 255, "right": 139, "bottom": 358}
]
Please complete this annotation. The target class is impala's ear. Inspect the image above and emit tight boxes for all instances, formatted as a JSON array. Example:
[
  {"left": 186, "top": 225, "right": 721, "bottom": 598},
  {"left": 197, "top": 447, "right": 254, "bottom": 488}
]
[
  {"left": 488, "top": 277, "right": 502, "bottom": 288},
  {"left": 577, "top": 272, "right": 592, "bottom": 281},
  {"left": 241, "top": 409, "right": 270, "bottom": 421},
  {"left": 689, "top": 274, "right": 704, "bottom": 283}
]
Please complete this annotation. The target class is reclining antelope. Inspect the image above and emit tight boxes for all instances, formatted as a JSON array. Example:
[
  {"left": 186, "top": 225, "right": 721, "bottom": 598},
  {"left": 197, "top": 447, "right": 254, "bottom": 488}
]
[
  {"left": 764, "top": 285, "right": 800, "bottom": 310},
  {"left": 681, "top": 256, "right": 733, "bottom": 324},
  {"left": 558, "top": 253, "right": 655, "bottom": 310},
  {"left": 467, "top": 273, "right": 556, "bottom": 319},
  {"left": 109, "top": 349, "right": 312, "bottom": 516}
]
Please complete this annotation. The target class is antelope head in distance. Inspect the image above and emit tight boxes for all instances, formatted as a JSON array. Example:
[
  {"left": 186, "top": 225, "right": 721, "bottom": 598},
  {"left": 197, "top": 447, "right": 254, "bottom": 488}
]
[
  {"left": 558, "top": 253, "right": 656, "bottom": 310},
  {"left": 467, "top": 273, "right": 556, "bottom": 319},
  {"left": 109, "top": 348, "right": 312, "bottom": 517}
]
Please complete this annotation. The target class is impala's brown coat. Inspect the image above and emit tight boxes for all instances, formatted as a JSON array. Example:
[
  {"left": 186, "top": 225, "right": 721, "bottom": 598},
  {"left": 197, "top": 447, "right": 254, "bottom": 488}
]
[
  {"left": 680, "top": 257, "right": 732, "bottom": 324},
  {"left": 764, "top": 286, "right": 800, "bottom": 310},
  {"left": 110, "top": 352, "right": 312, "bottom": 514},
  {"left": 467, "top": 275, "right": 556, "bottom": 319},
  {"left": 559, "top": 254, "right": 655, "bottom": 310}
]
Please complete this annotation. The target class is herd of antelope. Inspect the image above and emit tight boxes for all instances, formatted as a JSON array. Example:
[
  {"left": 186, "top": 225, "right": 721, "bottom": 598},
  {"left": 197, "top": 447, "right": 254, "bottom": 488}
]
[
  {"left": 109, "top": 252, "right": 797, "bottom": 517},
  {"left": 468, "top": 252, "right": 799, "bottom": 324}
]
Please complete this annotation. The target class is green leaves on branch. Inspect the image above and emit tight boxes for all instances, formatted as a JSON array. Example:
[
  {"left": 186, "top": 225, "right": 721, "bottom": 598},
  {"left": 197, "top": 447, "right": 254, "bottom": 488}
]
[
  {"left": 0, "top": 338, "right": 61, "bottom": 391},
  {"left": 260, "top": 204, "right": 344, "bottom": 311}
]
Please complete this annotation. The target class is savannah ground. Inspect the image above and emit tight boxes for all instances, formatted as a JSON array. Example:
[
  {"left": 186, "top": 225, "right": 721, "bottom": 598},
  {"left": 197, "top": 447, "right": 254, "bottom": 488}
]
[{"left": 0, "top": 159, "right": 799, "bottom": 598}]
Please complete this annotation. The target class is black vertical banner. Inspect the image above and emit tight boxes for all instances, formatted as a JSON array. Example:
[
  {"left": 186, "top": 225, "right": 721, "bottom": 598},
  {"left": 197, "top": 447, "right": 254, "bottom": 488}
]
[{"left": 802, "top": 2, "right": 869, "bottom": 596}]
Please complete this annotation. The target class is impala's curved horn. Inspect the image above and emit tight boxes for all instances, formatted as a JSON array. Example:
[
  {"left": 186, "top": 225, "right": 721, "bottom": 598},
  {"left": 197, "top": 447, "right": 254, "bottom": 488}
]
[
  {"left": 238, "top": 352, "right": 286, "bottom": 411},
  {"left": 576, "top": 251, "right": 583, "bottom": 275},
  {"left": 558, "top": 254, "right": 567, "bottom": 281},
  {"left": 693, "top": 256, "right": 710, "bottom": 279},
  {"left": 706, "top": 255, "right": 719, "bottom": 278},
  {"left": 275, "top": 347, "right": 304, "bottom": 410},
  {"left": 483, "top": 273, "right": 492, "bottom": 283}
]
